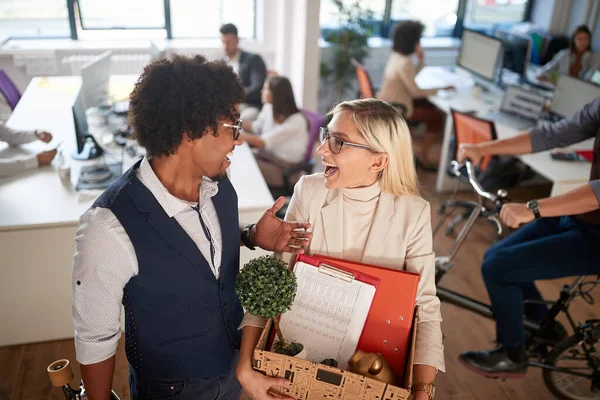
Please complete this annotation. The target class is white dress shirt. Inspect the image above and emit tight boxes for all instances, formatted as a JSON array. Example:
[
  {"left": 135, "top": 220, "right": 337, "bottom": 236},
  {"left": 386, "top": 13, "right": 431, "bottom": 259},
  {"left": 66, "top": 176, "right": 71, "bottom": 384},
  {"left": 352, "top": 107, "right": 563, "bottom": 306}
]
[
  {"left": 225, "top": 50, "right": 241, "bottom": 75},
  {"left": 72, "top": 157, "right": 224, "bottom": 365},
  {"left": 0, "top": 124, "right": 39, "bottom": 176}
]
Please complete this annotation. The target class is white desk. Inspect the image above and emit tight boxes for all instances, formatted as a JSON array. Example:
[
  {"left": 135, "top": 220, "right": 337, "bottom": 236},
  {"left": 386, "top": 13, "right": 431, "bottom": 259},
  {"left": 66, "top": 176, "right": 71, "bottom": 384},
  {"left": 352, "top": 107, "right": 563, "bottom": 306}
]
[
  {"left": 0, "top": 76, "right": 274, "bottom": 346},
  {"left": 416, "top": 67, "right": 592, "bottom": 196}
]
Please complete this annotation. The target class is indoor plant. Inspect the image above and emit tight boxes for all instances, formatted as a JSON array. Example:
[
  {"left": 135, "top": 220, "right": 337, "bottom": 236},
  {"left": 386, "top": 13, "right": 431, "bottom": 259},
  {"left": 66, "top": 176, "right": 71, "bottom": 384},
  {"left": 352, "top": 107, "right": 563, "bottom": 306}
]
[
  {"left": 321, "top": 0, "right": 375, "bottom": 102},
  {"left": 235, "top": 255, "right": 304, "bottom": 357}
]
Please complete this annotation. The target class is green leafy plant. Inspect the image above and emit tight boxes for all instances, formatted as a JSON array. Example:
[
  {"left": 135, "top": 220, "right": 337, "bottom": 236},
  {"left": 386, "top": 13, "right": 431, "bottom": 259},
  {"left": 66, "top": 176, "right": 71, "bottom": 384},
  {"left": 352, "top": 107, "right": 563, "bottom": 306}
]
[
  {"left": 272, "top": 340, "right": 304, "bottom": 357},
  {"left": 321, "top": 0, "right": 375, "bottom": 101},
  {"left": 236, "top": 255, "right": 298, "bottom": 350}
]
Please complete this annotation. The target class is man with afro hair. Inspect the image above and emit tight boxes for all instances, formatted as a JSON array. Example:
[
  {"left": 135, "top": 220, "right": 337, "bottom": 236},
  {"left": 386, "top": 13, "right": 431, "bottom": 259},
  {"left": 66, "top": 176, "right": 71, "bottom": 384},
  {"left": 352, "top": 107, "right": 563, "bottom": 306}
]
[{"left": 72, "top": 55, "right": 311, "bottom": 400}]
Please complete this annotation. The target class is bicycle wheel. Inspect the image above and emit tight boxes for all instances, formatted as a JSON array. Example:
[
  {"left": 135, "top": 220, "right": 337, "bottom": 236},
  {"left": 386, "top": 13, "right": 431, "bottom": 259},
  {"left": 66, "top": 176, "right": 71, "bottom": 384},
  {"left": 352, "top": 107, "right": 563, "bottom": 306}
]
[{"left": 542, "top": 334, "right": 600, "bottom": 400}]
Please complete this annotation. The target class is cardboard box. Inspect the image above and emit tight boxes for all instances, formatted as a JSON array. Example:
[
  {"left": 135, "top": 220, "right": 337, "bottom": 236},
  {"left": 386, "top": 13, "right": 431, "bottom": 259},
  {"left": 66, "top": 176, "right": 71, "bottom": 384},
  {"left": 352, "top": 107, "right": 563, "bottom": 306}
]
[{"left": 252, "top": 311, "right": 417, "bottom": 400}]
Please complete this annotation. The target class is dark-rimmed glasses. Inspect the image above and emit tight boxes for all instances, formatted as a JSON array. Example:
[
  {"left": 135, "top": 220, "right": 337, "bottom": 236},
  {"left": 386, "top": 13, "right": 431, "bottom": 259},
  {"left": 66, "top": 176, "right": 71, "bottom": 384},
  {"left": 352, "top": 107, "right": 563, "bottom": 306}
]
[
  {"left": 222, "top": 120, "right": 243, "bottom": 140},
  {"left": 319, "top": 127, "right": 375, "bottom": 154}
]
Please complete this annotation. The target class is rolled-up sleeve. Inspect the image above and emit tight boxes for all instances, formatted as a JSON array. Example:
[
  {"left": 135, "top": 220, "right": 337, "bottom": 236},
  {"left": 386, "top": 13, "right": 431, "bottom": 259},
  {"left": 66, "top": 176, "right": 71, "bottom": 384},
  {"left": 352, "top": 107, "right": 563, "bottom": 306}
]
[
  {"left": 72, "top": 207, "right": 137, "bottom": 365},
  {"left": 529, "top": 97, "right": 600, "bottom": 153},
  {"left": 404, "top": 201, "right": 445, "bottom": 372}
]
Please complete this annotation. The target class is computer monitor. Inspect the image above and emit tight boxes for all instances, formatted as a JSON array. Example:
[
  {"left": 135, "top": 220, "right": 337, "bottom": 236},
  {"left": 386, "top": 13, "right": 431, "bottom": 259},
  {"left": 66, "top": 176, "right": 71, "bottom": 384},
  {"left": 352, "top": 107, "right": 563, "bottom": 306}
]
[
  {"left": 550, "top": 75, "right": 600, "bottom": 118},
  {"left": 458, "top": 28, "right": 504, "bottom": 83},
  {"left": 72, "top": 86, "right": 103, "bottom": 160},
  {"left": 495, "top": 30, "right": 531, "bottom": 78},
  {"left": 590, "top": 70, "right": 600, "bottom": 87},
  {"left": 81, "top": 50, "right": 112, "bottom": 109}
]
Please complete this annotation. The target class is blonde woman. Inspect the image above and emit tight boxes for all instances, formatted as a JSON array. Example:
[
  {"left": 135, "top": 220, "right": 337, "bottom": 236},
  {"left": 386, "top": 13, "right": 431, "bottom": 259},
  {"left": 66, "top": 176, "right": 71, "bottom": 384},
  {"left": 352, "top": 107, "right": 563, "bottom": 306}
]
[{"left": 236, "top": 99, "right": 444, "bottom": 400}]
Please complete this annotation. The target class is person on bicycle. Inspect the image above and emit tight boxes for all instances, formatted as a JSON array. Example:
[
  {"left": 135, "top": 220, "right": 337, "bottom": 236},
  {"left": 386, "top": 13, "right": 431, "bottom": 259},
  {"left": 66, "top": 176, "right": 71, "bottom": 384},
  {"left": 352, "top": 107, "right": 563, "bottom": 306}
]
[{"left": 457, "top": 97, "right": 600, "bottom": 378}]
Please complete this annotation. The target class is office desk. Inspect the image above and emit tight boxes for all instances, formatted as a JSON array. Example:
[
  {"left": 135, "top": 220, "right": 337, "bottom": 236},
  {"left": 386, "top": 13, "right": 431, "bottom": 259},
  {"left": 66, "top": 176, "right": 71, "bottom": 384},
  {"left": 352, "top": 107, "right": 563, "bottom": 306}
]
[
  {"left": 416, "top": 67, "right": 592, "bottom": 196},
  {"left": 0, "top": 76, "right": 274, "bottom": 346}
]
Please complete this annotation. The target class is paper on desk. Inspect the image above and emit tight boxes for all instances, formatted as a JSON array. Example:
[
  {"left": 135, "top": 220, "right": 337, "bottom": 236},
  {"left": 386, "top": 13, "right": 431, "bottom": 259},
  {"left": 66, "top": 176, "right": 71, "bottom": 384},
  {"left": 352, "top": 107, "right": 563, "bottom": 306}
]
[{"left": 277, "top": 261, "right": 376, "bottom": 369}]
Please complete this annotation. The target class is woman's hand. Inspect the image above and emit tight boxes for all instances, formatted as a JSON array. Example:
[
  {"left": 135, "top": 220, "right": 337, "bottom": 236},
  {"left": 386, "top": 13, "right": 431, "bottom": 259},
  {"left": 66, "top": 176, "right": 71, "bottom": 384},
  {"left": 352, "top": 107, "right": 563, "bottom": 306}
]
[{"left": 35, "top": 130, "right": 52, "bottom": 143}]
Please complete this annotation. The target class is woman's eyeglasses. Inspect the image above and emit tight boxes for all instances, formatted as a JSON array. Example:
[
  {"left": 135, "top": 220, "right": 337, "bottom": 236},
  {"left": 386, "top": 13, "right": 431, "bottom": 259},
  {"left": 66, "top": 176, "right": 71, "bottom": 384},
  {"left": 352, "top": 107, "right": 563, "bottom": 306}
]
[
  {"left": 319, "top": 127, "right": 376, "bottom": 154},
  {"left": 222, "top": 120, "right": 243, "bottom": 140}
]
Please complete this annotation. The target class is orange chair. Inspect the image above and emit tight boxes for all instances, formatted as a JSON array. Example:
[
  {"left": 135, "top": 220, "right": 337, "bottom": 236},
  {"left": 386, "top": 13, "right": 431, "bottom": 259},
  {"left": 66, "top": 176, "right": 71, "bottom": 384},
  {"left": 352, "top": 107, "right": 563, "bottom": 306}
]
[
  {"left": 441, "top": 109, "right": 500, "bottom": 236},
  {"left": 350, "top": 58, "right": 408, "bottom": 116},
  {"left": 450, "top": 109, "right": 497, "bottom": 171}
]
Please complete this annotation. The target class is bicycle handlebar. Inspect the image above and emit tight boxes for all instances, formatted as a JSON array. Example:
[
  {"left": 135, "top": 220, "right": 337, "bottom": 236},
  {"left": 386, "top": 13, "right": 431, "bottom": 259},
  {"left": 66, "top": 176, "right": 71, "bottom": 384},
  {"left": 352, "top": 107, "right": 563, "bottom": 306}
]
[{"left": 449, "top": 159, "right": 509, "bottom": 208}]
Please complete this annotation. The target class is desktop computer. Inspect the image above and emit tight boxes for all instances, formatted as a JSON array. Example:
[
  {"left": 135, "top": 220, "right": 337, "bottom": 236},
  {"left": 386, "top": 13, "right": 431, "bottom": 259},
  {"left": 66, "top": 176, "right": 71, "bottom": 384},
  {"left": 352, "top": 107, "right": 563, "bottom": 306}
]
[
  {"left": 72, "top": 86, "right": 104, "bottom": 160},
  {"left": 457, "top": 28, "right": 504, "bottom": 87},
  {"left": 81, "top": 50, "right": 112, "bottom": 110},
  {"left": 495, "top": 30, "right": 531, "bottom": 79},
  {"left": 550, "top": 75, "right": 600, "bottom": 119}
]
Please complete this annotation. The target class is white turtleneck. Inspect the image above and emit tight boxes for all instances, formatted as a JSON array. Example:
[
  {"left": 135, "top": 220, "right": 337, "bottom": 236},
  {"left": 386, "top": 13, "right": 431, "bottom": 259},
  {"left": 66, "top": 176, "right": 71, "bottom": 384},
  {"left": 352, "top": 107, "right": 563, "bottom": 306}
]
[{"left": 341, "top": 181, "right": 382, "bottom": 261}]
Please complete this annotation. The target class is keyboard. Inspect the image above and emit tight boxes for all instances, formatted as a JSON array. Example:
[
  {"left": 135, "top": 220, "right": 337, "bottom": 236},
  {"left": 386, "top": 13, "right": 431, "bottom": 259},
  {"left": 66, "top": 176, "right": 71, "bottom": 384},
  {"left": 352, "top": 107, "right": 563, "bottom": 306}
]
[{"left": 482, "top": 111, "right": 536, "bottom": 130}]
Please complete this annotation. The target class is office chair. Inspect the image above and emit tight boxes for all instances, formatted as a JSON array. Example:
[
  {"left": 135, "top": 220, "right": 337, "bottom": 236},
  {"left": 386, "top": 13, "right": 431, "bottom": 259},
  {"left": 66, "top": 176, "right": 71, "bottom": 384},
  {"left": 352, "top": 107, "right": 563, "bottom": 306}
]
[
  {"left": 0, "top": 69, "right": 22, "bottom": 110},
  {"left": 269, "top": 110, "right": 325, "bottom": 219},
  {"left": 440, "top": 110, "right": 502, "bottom": 236}
]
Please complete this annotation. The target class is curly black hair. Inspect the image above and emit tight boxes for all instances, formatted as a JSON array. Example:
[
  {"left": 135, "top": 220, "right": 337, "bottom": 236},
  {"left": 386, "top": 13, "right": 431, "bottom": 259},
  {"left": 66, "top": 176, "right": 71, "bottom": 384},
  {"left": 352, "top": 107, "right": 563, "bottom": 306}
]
[
  {"left": 128, "top": 54, "right": 245, "bottom": 157},
  {"left": 392, "top": 20, "right": 425, "bottom": 55}
]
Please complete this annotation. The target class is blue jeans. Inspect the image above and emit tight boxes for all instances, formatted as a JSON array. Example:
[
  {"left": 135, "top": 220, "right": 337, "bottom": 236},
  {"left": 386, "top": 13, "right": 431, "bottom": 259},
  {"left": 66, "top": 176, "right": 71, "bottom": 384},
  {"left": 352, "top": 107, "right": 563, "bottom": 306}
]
[
  {"left": 482, "top": 216, "right": 600, "bottom": 347},
  {"left": 129, "top": 351, "right": 241, "bottom": 400}
]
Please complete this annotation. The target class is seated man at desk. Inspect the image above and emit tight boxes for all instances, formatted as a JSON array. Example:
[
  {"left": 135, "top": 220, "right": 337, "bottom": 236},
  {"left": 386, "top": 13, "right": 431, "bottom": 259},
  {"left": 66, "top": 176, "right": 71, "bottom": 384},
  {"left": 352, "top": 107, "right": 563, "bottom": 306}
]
[
  {"left": 220, "top": 23, "right": 267, "bottom": 121},
  {"left": 457, "top": 97, "right": 600, "bottom": 378},
  {"left": 0, "top": 124, "right": 56, "bottom": 177}
]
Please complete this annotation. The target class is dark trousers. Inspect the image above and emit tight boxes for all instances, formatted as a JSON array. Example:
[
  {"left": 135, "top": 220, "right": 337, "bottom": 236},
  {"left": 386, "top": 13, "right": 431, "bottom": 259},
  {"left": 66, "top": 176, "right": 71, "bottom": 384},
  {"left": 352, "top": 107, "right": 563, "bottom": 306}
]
[
  {"left": 129, "top": 352, "right": 242, "bottom": 400},
  {"left": 482, "top": 216, "right": 600, "bottom": 347}
]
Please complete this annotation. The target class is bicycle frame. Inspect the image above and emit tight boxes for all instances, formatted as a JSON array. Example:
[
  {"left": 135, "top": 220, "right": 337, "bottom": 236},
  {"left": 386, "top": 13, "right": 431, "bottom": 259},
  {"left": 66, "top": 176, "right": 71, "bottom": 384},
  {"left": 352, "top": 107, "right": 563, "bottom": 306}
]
[{"left": 433, "top": 161, "right": 600, "bottom": 375}]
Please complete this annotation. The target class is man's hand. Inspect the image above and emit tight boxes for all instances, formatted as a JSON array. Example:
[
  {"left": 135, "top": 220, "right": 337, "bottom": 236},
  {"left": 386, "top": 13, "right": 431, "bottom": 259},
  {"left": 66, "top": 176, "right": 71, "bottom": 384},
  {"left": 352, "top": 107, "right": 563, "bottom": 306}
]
[
  {"left": 457, "top": 144, "right": 483, "bottom": 165},
  {"left": 237, "top": 366, "right": 294, "bottom": 400},
  {"left": 37, "top": 149, "right": 57, "bottom": 166},
  {"left": 500, "top": 203, "right": 534, "bottom": 228},
  {"left": 35, "top": 130, "right": 52, "bottom": 143},
  {"left": 253, "top": 196, "right": 312, "bottom": 253}
]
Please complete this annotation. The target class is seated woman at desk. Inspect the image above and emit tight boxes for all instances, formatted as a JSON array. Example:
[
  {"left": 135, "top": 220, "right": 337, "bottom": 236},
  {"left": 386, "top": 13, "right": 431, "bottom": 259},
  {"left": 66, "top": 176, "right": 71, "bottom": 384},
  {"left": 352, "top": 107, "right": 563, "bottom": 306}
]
[
  {"left": 377, "top": 20, "right": 454, "bottom": 172},
  {"left": 0, "top": 124, "right": 56, "bottom": 177},
  {"left": 537, "top": 25, "right": 596, "bottom": 83},
  {"left": 241, "top": 76, "right": 308, "bottom": 188},
  {"left": 236, "top": 99, "right": 444, "bottom": 400}
]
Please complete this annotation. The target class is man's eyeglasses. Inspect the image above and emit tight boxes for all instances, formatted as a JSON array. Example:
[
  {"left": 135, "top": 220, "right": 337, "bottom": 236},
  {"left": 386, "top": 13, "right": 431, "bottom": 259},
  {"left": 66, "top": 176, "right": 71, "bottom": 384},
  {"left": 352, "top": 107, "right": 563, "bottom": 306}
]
[
  {"left": 319, "top": 127, "right": 375, "bottom": 154},
  {"left": 222, "top": 120, "right": 243, "bottom": 140}
]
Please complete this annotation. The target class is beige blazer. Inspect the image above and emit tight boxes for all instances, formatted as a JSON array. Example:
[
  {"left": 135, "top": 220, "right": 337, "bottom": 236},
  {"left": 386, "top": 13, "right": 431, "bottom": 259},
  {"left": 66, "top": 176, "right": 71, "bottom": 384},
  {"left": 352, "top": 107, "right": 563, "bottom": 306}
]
[
  {"left": 240, "top": 173, "right": 445, "bottom": 371},
  {"left": 282, "top": 173, "right": 445, "bottom": 372}
]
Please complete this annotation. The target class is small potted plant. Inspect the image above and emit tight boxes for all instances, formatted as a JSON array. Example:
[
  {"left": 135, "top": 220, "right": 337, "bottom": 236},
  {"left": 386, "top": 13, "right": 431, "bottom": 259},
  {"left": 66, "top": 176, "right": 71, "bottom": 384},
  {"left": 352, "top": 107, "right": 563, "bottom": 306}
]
[{"left": 235, "top": 255, "right": 305, "bottom": 358}]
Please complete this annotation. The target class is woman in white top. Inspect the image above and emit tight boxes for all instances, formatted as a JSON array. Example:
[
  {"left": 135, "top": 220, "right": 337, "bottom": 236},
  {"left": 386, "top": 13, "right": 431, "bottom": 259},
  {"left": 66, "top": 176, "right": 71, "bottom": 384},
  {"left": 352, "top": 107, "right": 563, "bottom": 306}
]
[
  {"left": 537, "top": 25, "right": 597, "bottom": 83},
  {"left": 241, "top": 76, "right": 308, "bottom": 188},
  {"left": 236, "top": 99, "right": 443, "bottom": 400},
  {"left": 377, "top": 20, "right": 454, "bottom": 172}
]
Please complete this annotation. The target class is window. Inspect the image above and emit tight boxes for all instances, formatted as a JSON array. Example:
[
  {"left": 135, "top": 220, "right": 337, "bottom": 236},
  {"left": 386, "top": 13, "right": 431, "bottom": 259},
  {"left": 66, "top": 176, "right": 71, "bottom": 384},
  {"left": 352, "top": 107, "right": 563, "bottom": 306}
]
[
  {"left": 170, "top": 0, "right": 256, "bottom": 38},
  {"left": 320, "top": 0, "right": 386, "bottom": 33},
  {"left": 465, "top": 0, "right": 530, "bottom": 26},
  {"left": 319, "top": 0, "right": 532, "bottom": 40},
  {"left": 77, "top": 0, "right": 165, "bottom": 30},
  {"left": 0, "top": 0, "right": 70, "bottom": 38},
  {"left": 390, "top": 0, "right": 459, "bottom": 37}
]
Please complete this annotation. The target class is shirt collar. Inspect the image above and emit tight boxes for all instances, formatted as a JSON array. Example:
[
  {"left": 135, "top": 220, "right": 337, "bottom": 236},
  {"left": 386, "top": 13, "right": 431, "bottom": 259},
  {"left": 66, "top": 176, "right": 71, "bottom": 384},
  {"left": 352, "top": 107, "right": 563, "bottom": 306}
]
[
  {"left": 226, "top": 50, "right": 241, "bottom": 63},
  {"left": 138, "top": 157, "right": 219, "bottom": 218}
]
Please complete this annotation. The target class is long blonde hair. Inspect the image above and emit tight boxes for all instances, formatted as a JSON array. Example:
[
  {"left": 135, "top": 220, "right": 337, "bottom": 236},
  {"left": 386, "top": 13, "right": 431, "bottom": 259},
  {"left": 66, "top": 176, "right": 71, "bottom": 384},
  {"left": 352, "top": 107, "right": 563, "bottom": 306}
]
[{"left": 329, "top": 98, "right": 419, "bottom": 196}]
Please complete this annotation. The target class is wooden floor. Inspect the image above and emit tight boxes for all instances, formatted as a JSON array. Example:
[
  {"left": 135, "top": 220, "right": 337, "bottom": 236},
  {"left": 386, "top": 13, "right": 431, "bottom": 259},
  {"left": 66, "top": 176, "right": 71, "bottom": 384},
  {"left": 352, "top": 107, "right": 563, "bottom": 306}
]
[{"left": 1, "top": 163, "right": 598, "bottom": 400}]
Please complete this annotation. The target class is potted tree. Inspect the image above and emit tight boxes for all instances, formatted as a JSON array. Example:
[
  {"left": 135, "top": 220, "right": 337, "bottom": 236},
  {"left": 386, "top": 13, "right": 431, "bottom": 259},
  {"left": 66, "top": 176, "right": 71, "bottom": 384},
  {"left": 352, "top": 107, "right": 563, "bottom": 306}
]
[{"left": 235, "top": 255, "right": 305, "bottom": 358}]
